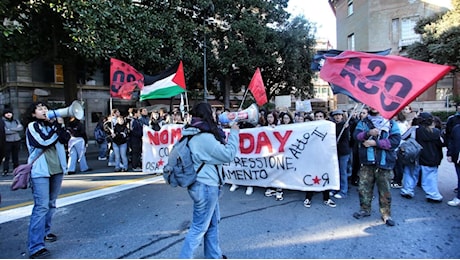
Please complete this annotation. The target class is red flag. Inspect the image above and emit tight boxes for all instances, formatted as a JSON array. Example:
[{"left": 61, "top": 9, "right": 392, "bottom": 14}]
[
  {"left": 110, "top": 58, "right": 144, "bottom": 99},
  {"left": 320, "top": 51, "right": 452, "bottom": 119},
  {"left": 248, "top": 68, "right": 268, "bottom": 106}
]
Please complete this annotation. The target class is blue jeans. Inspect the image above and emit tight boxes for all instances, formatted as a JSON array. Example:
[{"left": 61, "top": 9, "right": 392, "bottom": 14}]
[
  {"left": 67, "top": 141, "right": 89, "bottom": 172},
  {"left": 112, "top": 142, "right": 128, "bottom": 170},
  {"left": 179, "top": 182, "right": 222, "bottom": 259},
  {"left": 98, "top": 141, "right": 108, "bottom": 159},
  {"left": 28, "top": 174, "right": 63, "bottom": 255},
  {"left": 337, "top": 154, "right": 350, "bottom": 197},
  {"left": 401, "top": 165, "right": 443, "bottom": 200}
]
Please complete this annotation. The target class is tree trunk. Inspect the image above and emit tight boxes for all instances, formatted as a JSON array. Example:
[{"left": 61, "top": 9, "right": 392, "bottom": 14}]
[
  {"left": 223, "top": 75, "right": 231, "bottom": 109},
  {"left": 63, "top": 58, "right": 78, "bottom": 106}
]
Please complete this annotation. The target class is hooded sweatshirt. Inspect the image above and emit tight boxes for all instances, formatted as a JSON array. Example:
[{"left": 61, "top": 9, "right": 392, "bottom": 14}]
[{"left": 181, "top": 122, "right": 239, "bottom": 187}]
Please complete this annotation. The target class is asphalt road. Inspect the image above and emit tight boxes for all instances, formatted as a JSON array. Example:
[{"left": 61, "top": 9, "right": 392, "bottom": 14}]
[{"left": 0, "top": 144, "right": 459, "bottom": 259}]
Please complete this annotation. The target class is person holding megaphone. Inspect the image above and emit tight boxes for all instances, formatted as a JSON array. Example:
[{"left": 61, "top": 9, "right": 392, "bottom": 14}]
[{"left": 24, "top": 101, "right": 71, "bottom": 259}]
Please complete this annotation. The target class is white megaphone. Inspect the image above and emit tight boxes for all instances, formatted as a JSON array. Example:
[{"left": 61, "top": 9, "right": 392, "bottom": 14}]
[
  {"left": 46, "top": 100, "right": 84, "bottom": 120},
  {"left": 218, "top": 103, "right": 259, "bottom": 126}
]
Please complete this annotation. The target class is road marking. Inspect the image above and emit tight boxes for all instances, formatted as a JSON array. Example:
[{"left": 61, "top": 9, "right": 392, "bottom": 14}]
[{"left": 0, "top": 175, "right": 164, "bottom": 224}]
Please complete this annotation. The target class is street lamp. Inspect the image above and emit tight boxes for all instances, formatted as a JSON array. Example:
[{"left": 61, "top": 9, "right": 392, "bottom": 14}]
[{"left": 203, "top": 2, "right": 214, "bottom": 102}]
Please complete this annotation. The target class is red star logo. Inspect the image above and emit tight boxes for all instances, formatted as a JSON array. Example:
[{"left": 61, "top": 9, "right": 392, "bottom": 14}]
[
  {"left": 312, "top": 176, "right": 321, "bottom": 184},
  {"left": 158, "top": 158, "right": 164, "bottom": 167}
]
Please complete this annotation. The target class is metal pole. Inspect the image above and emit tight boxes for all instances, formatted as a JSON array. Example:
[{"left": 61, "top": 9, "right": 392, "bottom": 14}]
[{"left": 203, "top": 18, "right": 208, "bottom": 103}]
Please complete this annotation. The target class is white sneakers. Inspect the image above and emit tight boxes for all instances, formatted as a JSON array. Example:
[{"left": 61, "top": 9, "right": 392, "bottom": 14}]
[
  {"left": 265, "top": 188, "right": 277, "bottom": 197},
  {"left": 229, "top": 184, "right": 239, "bottom": 192},
  {"left": 447, "top": 197, "right": 460, "bottom": 207},
  {"left": 229, "top": 185, "right": 253, "bottom": 195},
  {"left": 334, "top": 193, "right": 343, "bottom": 199}
]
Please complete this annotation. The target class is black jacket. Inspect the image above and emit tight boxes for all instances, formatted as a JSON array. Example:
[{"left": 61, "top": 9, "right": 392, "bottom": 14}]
[
  {"left": 416, "top": 126, "right": 443, "bottom": 166},
  {"left": 336, "top": 121, "right": 351, "bottom": 156}
]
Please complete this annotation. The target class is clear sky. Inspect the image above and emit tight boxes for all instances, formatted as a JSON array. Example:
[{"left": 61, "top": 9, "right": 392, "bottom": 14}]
[{"left": 287, "top": 0, "right": 337, "bottom": 47}]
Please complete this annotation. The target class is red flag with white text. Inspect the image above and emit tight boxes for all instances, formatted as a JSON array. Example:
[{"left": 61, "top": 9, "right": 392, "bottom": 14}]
[
  {"left": 110, "top": 58, "right": 144, "bottom": 99},
  {"left": 320, "top": 51, "right": 452, "bottom": 119},
  {"left": 248, "top": 68, "right": 268, "bottom": 106}
]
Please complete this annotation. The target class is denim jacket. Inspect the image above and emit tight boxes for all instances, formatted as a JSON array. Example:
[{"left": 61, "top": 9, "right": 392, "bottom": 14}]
[{"left": 353, "top": 118, "right": 401, "bottom": 170}]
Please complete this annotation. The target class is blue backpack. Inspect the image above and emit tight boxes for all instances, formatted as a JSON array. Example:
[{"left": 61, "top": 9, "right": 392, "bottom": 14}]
[{"left": 94, "top": 125, "right": 106, "bottom": 144}]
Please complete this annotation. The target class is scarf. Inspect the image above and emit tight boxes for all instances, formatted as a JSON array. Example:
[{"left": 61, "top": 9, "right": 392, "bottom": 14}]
[{"left": 190, "top": 118, "right": 226, "bottom": 144}]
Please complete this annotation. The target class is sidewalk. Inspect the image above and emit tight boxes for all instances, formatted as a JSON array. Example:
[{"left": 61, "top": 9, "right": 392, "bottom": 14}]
[{"left": 1, "top": 140, "right": 142, "bottom": 209}]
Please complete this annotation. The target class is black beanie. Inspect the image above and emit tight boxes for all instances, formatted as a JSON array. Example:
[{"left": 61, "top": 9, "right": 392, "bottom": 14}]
[{"left": 2, "top": 108, "right": 12, "bottom": 116}]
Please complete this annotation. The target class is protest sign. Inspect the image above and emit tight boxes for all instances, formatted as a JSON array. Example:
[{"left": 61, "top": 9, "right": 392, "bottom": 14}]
[{"left": 142, "top": 121, "right": 339, "bottom": 191}]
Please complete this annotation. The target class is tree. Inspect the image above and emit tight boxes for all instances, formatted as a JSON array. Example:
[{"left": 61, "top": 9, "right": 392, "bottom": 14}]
[
  {"left": 266, "top": 16, "right": 316, "bottom": 101},
  {"left": 0, "top": 0, "right": 206, "bottom": 105},
  {"left": 203, "top": 0, "right": 315, "bottom": 108},
  {"left": 406, "top": 0, "right": 460, "bottom": 71},
  {"left": 1, "top": 0, "right": 317, "bottom": 108}
]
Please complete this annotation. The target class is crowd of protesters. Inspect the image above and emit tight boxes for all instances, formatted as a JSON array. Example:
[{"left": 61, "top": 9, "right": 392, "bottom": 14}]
[
  {"left": 2, "top": 102, "right": 460, "bottom": 258},
  {"left": 88, "top": 104, "right": 459, "bottom": 213}
]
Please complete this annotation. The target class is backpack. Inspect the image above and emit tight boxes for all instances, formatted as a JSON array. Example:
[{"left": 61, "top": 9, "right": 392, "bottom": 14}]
[
  {"left": 163, "top": 134, "right": 205, "bottom": 188},
  {"left": 398, "top": 134, "right": 423, "bottom": 166},
  {"left": 94, "top": 125, "right": 106, "bottom": 144}
]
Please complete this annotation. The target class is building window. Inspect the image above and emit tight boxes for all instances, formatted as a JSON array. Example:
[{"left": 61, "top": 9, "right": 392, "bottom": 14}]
[
  {"left": 400, "top": 16, "right": 420, "bottom": 47},
  {"left": 436, "top": 73, "right": 454, "bottom": 101},
  {"left": 54, "top": 64, "right": 64, "bottom": 83},
  {"left": 347, "top": 33, "right": 355, "bottom": 50},
  {"left": 391, "top": 18, "right": 400, "bottom": 45},
  {"left": 347, "top": 0, "right": 354, "bottom": 16}
]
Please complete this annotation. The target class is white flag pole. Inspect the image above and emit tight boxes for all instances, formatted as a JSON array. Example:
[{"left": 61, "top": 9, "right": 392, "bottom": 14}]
[
  {"left": 336, "top": 103, "right": 363, "bottom": 143},
  {"left": 238, "top": 87, "right": 250, "bottom": 111}
]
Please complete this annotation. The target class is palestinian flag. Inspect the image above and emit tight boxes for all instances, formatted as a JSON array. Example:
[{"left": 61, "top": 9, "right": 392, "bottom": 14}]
[{"left": 140, "top": 61, "right": 186, "bottom": 101}]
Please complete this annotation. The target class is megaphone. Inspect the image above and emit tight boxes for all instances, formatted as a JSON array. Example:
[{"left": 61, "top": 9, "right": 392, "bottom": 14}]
[
  {"left": 218, "top": 103, "right": 259, "bottom": 126},
  {"left": 46, "top": 100, "right": 84, "bottom": 120}
]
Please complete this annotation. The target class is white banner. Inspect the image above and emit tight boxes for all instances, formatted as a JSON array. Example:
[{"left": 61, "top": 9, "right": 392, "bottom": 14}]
[{"left": 142, "top": 121, "right": 339, "bottom": 191}]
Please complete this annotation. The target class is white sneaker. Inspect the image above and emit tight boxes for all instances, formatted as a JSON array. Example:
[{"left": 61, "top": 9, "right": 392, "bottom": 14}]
[
  {"left": 265, "top": 189, "right": 276, "bottom": 197},
  {"left": 447, "top": 197, "right": 460, "bottom": 207},
  {"left": 245, "top": 186, "right": 253, "bottom": 195},
  {"left": 275, "top": 191, "right": 284, "bottom": 201},
  {"left": 324, "top": 199, "right": 337, "bottom": 208},
  {"left": 334, "top": 193, "right": 343, "bottom": 199},
  {"left": 229, "top": 184, "right": 239, "bottom": 192},
  {"left": 98, "top": 157, "right": 107, "bottom": 161},
  {"left": 303, "top": 199, "right": 311, "bottom": 208}
]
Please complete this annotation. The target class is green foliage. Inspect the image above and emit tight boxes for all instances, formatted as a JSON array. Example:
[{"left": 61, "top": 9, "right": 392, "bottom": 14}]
[
  {"left": 431, "top": 110, "right": 455, "bottom": 122},
  {"left": 406, "top": 1, "right": 460, "bottom": 71},
  {"left": 0, "top": 0, "right": 317, "bottom": 106}
]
